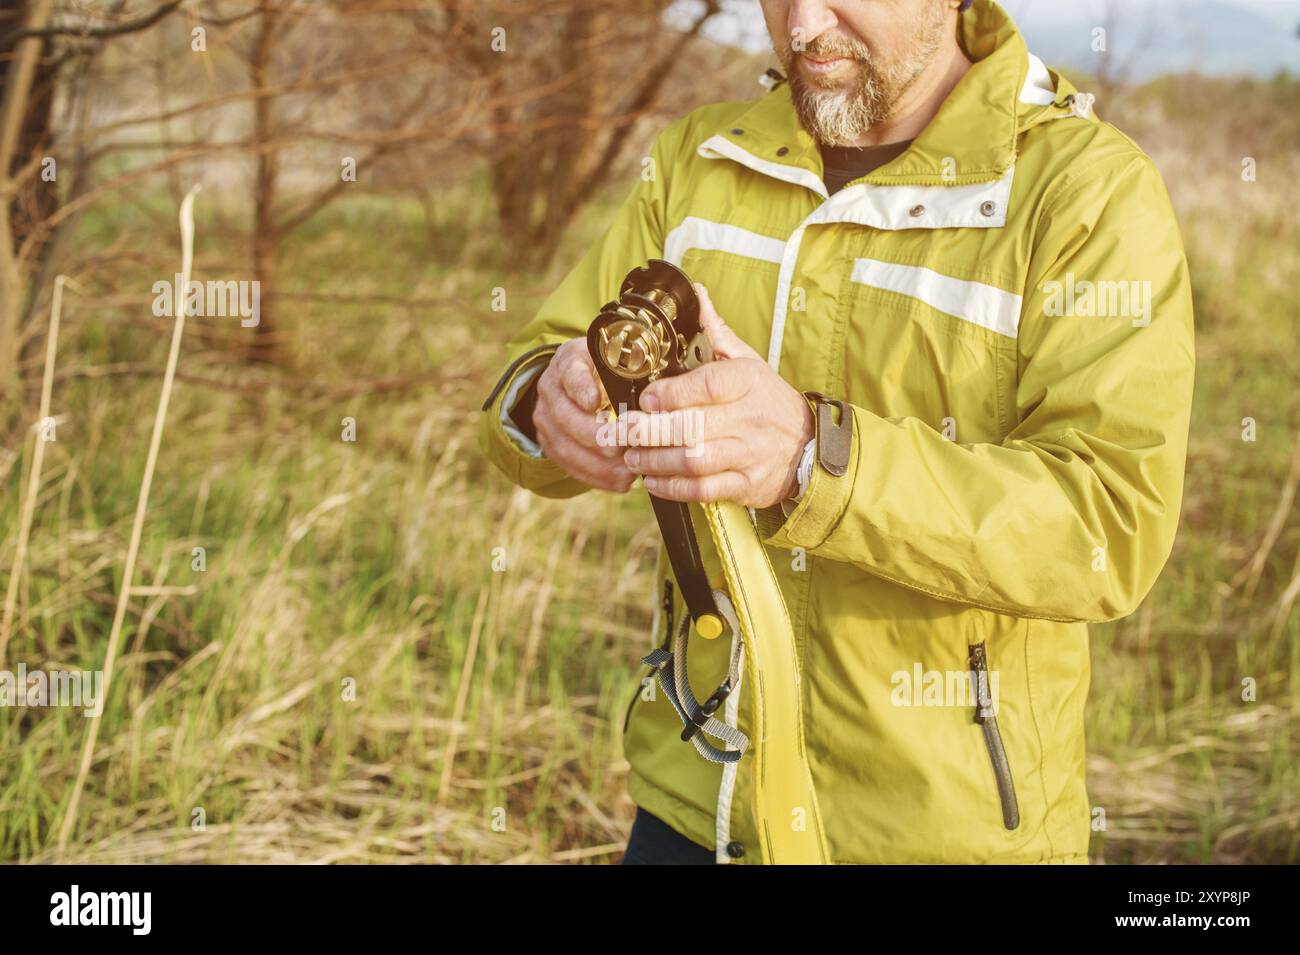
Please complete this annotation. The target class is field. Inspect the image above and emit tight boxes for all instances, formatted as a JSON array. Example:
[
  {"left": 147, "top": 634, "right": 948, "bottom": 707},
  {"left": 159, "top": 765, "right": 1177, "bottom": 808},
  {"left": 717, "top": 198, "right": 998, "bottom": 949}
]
[{"left": 1, "top": 74, "right": 1297, "bottom": 864}]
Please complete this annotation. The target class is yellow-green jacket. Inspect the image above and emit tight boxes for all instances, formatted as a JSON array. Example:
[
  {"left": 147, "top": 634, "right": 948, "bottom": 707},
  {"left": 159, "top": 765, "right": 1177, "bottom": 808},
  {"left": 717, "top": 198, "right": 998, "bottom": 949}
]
[{"left": 479, "top": 0, "right": 1194, "bottom": 863}]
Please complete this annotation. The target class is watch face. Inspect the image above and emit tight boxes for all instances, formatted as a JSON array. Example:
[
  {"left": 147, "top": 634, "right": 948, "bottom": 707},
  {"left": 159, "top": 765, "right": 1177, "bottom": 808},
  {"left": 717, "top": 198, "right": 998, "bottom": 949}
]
[{"left": 798, "top": 438, "right": 817, "bottom": 488}]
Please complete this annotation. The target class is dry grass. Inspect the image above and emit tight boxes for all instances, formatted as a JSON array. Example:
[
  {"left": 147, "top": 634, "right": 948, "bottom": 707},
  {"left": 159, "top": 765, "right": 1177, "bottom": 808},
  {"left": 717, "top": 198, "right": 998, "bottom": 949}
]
[{"left": 1, "top": 75, "right": 1298, "bottom": 864}]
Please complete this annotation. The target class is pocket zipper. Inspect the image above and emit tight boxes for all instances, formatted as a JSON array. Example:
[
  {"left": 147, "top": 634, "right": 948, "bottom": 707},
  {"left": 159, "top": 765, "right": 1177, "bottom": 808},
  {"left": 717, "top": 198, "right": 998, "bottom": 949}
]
[
  {"left": 968, "top": 641, "right": 1020, "bottom": 831},
  {"left": 623, "top": 580, "right": 674, "bottom": 735}
]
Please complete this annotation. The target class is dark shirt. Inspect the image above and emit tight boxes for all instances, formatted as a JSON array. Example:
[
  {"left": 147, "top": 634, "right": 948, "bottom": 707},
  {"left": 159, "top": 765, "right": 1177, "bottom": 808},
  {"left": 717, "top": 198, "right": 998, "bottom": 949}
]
[{"left": 819, "top": 139, "right": 913, "bottom": 194}]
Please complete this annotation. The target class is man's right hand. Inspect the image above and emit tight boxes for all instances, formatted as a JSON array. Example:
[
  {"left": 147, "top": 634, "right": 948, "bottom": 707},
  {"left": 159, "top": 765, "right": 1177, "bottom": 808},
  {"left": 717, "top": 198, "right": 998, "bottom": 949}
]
[{"left": 532, "top": 338, "right": 636, "bottom": 493}]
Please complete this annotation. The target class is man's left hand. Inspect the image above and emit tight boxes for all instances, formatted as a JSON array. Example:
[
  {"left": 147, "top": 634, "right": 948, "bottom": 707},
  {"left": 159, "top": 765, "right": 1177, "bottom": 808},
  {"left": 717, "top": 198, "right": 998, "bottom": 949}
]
[{"left": 622, "top": 284, "right": 814, "bottom": 508}]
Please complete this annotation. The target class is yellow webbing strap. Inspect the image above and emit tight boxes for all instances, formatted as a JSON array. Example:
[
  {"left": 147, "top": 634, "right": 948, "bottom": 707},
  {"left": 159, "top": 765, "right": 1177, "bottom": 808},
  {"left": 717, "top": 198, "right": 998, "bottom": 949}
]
[{"left": 703, "top": 500, "right": 830, "bottom": 865}]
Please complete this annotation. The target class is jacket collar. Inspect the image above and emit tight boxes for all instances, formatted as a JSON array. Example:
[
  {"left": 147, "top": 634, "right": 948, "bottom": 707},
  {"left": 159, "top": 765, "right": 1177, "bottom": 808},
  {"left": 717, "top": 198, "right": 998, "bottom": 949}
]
[{"left": 698, "top": 0, "right": 1076, "bottom": 192}]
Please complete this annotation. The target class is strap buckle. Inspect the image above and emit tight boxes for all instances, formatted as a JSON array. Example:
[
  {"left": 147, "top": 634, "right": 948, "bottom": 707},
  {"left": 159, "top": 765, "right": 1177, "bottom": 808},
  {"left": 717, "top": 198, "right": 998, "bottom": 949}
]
[{"left": 681, "top": 680, "right": 734, "bottom": 742}]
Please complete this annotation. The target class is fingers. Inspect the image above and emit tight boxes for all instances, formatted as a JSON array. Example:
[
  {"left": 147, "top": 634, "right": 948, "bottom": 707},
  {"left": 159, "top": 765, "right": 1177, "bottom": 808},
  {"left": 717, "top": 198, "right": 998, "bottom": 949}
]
[
  {"left": 619, "top": 408, "right": 701, "bottom": 448},
  {"left": 535, "top": 412, "right": 635, "bottom": 492},
  {"left": 538, "top": 347, "right": 615, "bottom": 448},
  {"left": 533, "top": 339, "right": 632, "bottom": 493},
  {"left": 527, "top": 312, "right": 762, "bottom": 497},
  {"left": 623, "top": 438, "right": 747, "bottom": 478},
  {"left": 642, "top": 471, "right": 751, "bottom": 504},
  {"left": 619, "top": 417, "right": 762, "bottom": 505},
  {"left": 639, "top": 357, "right": 756, "bottom": 413},
  {"left": 556, "top": 340, "right": 602, "bottom": 412},
  {"left": 537, "top": 388, "right": 624, "bottom": 460}
]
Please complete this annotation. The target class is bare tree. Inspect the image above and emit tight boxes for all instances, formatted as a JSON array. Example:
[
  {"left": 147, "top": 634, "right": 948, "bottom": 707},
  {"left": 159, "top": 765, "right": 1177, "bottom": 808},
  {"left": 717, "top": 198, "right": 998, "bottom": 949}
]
[
  {"left": 0, "top": 0, "right": 56, "bottom": 407},
  {"left": 420, "top": 0, "right": 722, "bottom": 269},
  {"left": 0, "top": 0, "right": 188, "bottom": 410},
  {"left": 0, "top": 0, "right": 731, "bottom": 393}
]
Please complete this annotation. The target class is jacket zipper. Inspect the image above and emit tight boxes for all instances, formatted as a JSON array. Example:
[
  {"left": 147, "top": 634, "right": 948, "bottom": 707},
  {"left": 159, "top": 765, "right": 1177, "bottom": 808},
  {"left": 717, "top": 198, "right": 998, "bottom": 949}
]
[
  {"left": 968, "top": 642, "right": 1020, "bottom": 831},
  {"left": 624, "top": 579, "right": 674, "bottom": 735}
]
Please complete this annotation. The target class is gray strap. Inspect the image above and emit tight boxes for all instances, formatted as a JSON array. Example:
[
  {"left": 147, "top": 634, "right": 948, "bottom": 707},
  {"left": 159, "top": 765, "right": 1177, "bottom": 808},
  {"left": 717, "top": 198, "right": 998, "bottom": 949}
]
[{"left": 642, "top": 590, "right": 748, "bottom": 764}]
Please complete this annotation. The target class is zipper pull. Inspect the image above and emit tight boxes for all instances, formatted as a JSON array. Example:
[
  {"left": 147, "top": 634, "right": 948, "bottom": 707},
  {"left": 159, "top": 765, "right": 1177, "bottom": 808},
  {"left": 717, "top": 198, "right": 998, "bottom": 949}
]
[{"left": 967, "top": 642, "right": 995, "bottom": 723}]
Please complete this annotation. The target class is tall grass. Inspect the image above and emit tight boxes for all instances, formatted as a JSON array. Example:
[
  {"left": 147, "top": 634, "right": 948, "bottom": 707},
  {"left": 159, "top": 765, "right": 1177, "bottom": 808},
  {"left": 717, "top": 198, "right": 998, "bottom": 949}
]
[
  {"left": 1, "top": 78, "right": 1297, "bottom": 863},
  {"left": 1081, "top": 76, "right": 1300, "bottom": 863}
]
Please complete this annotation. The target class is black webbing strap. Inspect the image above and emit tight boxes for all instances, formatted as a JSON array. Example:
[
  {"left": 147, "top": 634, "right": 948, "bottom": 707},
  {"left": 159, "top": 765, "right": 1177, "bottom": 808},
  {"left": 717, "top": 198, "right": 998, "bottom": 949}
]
[{"left": 649, "top": 495, "right": 721, "bottom": 628}]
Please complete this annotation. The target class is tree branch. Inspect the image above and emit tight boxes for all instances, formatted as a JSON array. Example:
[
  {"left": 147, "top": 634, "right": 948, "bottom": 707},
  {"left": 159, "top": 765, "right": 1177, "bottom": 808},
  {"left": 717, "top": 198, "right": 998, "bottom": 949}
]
[{"left": 1, "top": 1, "right": 184, "bottom": 47}]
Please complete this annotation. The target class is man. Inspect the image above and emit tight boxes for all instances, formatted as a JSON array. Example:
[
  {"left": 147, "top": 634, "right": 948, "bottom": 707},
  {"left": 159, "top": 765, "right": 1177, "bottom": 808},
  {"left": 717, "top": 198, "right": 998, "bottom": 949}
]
[{"left": 480, "top": 0, "right": 1194, "bottom": 864}]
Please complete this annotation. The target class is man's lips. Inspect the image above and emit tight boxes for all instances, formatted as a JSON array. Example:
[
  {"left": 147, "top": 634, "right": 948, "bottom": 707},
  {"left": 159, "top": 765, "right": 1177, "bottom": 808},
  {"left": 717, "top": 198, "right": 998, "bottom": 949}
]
[{"left": 799, "top": 53, "right": 854, "bottom": 75}]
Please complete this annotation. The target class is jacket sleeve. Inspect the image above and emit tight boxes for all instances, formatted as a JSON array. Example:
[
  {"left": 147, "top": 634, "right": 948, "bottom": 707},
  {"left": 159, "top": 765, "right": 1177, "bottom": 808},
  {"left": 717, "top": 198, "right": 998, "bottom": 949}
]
[
  {"left": 478, "top": 123, "right": 677, "bottom": 499},
  {"left": 762, "top": 154, "right": 1196, "bottom": 622}
]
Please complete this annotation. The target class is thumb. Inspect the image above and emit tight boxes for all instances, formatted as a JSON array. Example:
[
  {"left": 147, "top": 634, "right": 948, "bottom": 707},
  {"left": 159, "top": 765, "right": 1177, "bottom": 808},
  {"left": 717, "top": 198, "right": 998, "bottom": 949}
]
[{"left": 695, "top": 283, "right": 761, "bottom": 362}]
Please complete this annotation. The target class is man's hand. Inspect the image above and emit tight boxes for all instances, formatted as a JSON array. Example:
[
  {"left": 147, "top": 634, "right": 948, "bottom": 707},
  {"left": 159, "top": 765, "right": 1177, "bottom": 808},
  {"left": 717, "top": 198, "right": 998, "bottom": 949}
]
[
  {"left": 623, "top": 285, "right": 815, "bottom": 508},
  {"left": 532, "top": 338, "right": 636, "bottom": 493}
]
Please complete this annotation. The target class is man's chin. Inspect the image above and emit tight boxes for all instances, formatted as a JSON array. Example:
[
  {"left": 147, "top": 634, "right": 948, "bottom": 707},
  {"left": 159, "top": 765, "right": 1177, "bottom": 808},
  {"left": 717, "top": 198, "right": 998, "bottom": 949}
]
[{"left": 792, "top": 83, "right": 855, "bottom": 117}]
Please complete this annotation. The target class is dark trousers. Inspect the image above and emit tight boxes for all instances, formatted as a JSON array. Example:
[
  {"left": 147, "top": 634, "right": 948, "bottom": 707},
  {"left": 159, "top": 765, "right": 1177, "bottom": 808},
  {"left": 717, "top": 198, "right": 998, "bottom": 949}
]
[{"left": 620, "top": 807, "right": 716, "bottom": 865}]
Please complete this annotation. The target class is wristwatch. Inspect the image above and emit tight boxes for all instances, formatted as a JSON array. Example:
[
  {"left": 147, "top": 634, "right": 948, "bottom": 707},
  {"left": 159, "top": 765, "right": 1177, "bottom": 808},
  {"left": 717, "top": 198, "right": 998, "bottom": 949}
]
[{"left": 781, "top": 439, "right": 817, "bottom": 518}]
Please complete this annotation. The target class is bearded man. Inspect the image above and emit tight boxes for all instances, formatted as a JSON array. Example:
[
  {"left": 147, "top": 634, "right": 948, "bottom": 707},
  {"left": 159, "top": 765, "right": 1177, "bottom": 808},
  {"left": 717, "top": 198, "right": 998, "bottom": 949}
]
[{"left": 480, "top": 0, "right": 1194, "bottom": 864}]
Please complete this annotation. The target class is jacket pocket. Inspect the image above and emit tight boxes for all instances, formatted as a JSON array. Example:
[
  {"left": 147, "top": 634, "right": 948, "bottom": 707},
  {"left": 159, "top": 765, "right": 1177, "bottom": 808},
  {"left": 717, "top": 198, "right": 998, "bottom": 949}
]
[
  {"left": 842, "top": 273, "right": 1016, "bottom": 445},
  {"left": 623, "top": 579, "right": 675, "bottom": 735},
  {"left": 969, "top": 641, "right": 1020, "bottom": 831}
]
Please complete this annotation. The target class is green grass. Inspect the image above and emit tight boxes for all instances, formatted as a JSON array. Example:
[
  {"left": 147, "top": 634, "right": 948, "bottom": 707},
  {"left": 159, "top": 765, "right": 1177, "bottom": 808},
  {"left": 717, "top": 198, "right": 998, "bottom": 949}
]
[
  {"left": 1, "top": 83, "right": 1297, "bottom": 863},
  {"left": 1079, "top": 114, "right": 1300, "bottom": 861},
  {"left": 0, "top": 182, "right": 654, "bottom": 863}
]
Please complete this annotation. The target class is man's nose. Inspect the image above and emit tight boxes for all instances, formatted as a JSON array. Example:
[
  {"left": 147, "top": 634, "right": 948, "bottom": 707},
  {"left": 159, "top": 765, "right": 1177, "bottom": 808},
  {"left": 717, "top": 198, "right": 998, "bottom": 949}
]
[{"left": 787, "top": 0, "right": 838, "bottom": 49}]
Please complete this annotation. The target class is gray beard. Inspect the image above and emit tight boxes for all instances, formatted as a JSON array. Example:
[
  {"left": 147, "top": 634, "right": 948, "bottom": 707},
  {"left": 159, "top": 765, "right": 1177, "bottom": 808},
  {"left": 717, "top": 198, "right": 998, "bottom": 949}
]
[{"left": 778, "top": 19, "right": 947, "bottom": 147}]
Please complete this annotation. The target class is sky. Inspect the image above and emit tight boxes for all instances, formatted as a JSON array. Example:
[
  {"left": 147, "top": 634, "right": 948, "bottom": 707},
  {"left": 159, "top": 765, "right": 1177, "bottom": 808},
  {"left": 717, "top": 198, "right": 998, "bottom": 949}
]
[{"left": 669, "top": 0, "right": 1300, "bottom": 78}]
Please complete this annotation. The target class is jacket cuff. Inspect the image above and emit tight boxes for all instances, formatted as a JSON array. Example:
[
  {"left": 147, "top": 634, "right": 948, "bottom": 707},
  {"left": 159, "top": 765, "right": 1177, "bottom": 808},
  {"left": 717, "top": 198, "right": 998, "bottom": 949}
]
[
  {"left": 761, "top": 404, "right": 861, "bottom": 552},
  {"left": 479, "top": 343, "right": 586, "bottom": 497},
  {"left": 500, "top": 363, "right": 546, "bottom": 457}
]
